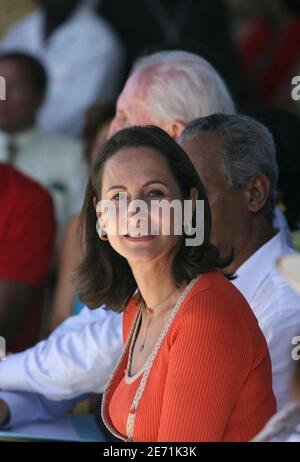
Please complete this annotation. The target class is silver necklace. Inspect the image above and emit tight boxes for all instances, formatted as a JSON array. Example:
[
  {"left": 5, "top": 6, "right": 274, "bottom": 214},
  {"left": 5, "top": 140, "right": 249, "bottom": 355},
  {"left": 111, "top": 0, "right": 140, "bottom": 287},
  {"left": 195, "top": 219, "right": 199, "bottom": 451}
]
[{"left": 139, "top": 287, "right": 177, "bottom": 352}]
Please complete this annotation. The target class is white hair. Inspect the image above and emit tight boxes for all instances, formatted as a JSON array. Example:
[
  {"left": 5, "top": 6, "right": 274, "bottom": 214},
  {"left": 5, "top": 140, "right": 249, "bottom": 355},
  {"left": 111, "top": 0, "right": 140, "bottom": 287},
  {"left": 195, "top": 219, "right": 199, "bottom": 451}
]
[{"left": 133, "top": 50, "right": 236, "bottom": 124}]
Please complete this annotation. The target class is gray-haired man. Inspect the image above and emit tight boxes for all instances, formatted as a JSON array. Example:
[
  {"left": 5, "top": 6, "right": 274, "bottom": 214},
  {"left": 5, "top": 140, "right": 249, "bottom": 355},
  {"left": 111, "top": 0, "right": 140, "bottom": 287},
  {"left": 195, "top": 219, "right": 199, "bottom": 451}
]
[{"left": 179, "top": 114, "right": 300, "bottom": 412}]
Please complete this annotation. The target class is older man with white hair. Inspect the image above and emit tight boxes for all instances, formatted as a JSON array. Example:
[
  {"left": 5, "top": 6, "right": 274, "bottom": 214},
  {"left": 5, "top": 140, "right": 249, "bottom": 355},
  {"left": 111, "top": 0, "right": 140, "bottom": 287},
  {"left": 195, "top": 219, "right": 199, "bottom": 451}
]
[
  {"left": 109, "top": 50, "right": 290, "bottom": 243},
  {"left": 0, "top": 50, "right": 295, "bottom": 430},
  {"left": 109, "top": 50, "right": 235, "bottom": 138}
]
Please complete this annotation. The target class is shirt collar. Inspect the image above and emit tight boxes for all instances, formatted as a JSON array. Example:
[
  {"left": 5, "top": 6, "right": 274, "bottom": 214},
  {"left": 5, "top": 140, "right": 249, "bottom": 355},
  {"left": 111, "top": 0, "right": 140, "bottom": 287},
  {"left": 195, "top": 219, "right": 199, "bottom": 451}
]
[{"left": 233, "top": 230, "right": 294, "bottom": 302}]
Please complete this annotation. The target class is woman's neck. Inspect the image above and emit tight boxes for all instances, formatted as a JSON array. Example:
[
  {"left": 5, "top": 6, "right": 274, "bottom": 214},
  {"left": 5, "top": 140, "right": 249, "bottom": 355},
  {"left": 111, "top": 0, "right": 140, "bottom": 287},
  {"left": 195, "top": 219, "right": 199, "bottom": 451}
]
[{"left": 130, "top": 260, "right": 182, "bottom": 314}]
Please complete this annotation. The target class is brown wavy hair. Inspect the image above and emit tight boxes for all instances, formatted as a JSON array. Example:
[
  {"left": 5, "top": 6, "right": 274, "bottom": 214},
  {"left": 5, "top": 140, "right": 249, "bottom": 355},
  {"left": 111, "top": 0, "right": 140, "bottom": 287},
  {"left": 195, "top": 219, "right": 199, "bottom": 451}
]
[{"left": 75, "top": 125, "right": 231, "bottom": 311}]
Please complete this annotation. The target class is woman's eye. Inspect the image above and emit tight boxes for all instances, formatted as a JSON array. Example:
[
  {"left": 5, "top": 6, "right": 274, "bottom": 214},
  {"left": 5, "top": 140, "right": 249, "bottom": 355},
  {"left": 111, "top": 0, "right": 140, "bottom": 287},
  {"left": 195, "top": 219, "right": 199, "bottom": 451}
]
[
  {"left": 148, "top": 190, "right": 164, "bottom": 198},
  {"left": 112, "top": 193, "right": 123, "bottom": 201}
]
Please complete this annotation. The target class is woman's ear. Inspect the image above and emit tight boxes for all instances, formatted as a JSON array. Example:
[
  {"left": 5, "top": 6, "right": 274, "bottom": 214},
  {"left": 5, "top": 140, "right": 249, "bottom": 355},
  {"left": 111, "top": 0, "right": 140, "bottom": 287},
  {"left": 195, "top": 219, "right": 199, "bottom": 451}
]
[{"left": 93, "top": 196, "right": 97, "bottom": 210}]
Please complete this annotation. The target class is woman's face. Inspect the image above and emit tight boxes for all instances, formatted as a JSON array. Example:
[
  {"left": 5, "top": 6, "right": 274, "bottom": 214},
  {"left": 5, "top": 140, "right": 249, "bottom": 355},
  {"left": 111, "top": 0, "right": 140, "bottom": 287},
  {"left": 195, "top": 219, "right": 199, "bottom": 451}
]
[{"left": 98, "top": 146, "right": 185, "bottom": 267}]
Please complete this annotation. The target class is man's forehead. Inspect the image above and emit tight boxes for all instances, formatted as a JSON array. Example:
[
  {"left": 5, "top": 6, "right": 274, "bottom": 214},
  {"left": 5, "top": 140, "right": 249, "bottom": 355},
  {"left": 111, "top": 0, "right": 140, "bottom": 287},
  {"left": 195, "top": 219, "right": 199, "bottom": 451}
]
[
  {"left": 180, "top": 133, "right": 224, "bottom": 181},
  {"left": 118, "top": 70, "right": 154, "bottom": 111},
  {"left": 181, "top": 132, "right": 221, "bottom": 161}
]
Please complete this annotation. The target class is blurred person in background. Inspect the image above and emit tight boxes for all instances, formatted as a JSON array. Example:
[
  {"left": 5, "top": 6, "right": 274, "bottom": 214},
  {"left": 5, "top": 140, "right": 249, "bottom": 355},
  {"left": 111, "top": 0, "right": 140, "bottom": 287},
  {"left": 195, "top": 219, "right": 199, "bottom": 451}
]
[
  {"left": 228, "top": 0, "right": 300, "bottom": 111},
  {"left": 0, "top": 0, "right": 124, "bottom": 137},
  {"left": 0, "top": 52, "right": 88, "bottom": 239},
  {"left": 96, "top": 0, "right": 242, "bottom": 100},
  {"left": 0, "top": 164, "right": 55, "bottom": 353},
  {"left": 49, "top": 102, "right": 115, "bottom": 331}
]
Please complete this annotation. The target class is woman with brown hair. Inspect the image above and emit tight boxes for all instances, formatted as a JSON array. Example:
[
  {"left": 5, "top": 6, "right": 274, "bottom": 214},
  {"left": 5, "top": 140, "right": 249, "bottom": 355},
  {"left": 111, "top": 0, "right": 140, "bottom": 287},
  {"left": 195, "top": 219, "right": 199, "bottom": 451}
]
[{"left": 76, "top": 125, "right": 276, "bottom": 442}]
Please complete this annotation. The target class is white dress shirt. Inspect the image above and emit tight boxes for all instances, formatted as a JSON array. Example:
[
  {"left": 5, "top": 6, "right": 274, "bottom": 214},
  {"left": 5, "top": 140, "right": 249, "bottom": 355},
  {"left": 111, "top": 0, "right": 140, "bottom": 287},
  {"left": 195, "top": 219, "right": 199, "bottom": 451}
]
[
  {"left": 0, "top": 232, "right": 299, "bottom": 426},
  {"left": 232, "top": 231, "right": 300, "bottom": 411},
  {"left": 0, "top": 5, "right": 124, "bottom": 137},
  {"left": 274, "top": 207, "right": 293, "bottom": 248},
  {"left": 0, "top": 128, "right": 88, "bottom": 235}
]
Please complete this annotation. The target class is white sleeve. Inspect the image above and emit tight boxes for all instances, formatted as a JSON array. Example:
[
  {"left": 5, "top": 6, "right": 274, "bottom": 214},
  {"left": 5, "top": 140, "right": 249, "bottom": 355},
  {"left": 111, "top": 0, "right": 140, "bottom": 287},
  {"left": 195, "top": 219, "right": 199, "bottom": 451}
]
[
  {"left": 0, "top": 307, "right": 123, "bottom": 400},
  {"left": 37, "top": 22, "right": 124, "bottom": 136},
  {"left": 273, "top": 208, "right": 293, "bottom": 248},
  {"left": 264, "top": 309, "right": 299, "bottom": 412},
  {"left": 0, "top": 391, "right": 87, "bottom": 429}
]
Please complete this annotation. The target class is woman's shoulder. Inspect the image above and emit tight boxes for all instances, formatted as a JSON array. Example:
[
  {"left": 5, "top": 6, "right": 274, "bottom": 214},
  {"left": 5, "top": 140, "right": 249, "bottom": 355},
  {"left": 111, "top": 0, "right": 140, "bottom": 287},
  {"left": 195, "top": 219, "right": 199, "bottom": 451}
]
[
  {"left": 185, "top": 270, "right": 241, "bottom": 302},
  {"left": 174, "top": 270, "right": 257, "bottom": 338},
  {"left": 161, "top": 272, "right": 260, "bottom": 368}
]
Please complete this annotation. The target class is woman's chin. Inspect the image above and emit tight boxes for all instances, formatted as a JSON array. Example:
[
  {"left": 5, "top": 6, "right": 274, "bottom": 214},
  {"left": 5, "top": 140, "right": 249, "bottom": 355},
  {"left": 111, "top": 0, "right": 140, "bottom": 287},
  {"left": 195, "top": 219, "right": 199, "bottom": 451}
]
[
  {"left": 125, "top": 249, "right": 158, "bottom": 265},
  {"left": 122, "top": 244, "right": 162, "bottom": 265}
]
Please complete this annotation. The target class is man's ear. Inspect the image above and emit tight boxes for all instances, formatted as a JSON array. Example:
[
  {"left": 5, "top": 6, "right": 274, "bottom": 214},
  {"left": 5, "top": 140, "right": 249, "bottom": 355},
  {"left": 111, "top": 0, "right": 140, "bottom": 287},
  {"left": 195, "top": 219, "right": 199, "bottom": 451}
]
[
  {"left": 244, "top": 174, "right": 270, "bottom": 213},
  {"left": 165, "top": 119, "right": 187, "bottom": 140}
]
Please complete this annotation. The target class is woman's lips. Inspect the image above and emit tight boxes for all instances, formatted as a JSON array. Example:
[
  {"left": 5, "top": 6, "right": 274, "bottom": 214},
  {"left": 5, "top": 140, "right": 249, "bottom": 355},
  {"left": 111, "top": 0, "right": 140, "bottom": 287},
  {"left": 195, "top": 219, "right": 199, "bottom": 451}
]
[{"left": 124, "top": 234, "right": 155, "bottom": 242}]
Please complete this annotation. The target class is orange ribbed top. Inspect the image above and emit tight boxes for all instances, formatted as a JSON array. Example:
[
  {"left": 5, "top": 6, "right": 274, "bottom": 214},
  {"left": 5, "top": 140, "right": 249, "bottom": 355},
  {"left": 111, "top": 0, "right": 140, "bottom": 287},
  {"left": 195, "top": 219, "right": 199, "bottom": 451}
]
[{"left": 102, "top": 270, "right": 276, "bottom": 442}]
